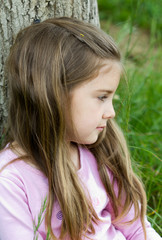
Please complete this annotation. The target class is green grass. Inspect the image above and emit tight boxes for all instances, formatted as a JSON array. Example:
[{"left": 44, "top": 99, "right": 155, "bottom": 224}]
[
  {"left": 115, "top": 56, "right": 162, "bottom": 234},
  {"left": 33, "top": 196, "right": 51, "bottom": 239},
  {"left": 98, "top": 0, "right": 162, "bottom": 42},
  {"left": 98, "top": 0, "right": 162, "bottom": 235}
]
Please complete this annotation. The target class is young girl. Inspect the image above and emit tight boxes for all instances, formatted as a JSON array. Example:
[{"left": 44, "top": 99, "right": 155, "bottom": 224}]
[{"left": 0, "top": 17, "right": 161, "bottom": 240}]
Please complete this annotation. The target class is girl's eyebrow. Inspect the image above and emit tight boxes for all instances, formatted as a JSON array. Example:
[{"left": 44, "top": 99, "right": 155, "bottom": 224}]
[{"left": 95, "top": 89, "right": 114, "bottom": 94}]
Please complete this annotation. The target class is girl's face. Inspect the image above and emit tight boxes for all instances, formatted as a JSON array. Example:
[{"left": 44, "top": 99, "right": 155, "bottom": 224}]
[{"left": 67, "top": 60, "right": 121, "bottom": 145}]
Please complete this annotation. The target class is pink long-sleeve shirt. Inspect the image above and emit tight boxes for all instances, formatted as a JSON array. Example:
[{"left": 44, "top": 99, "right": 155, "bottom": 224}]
[{"left": 0, "top": 145, "right": 161, "bottom": 240}]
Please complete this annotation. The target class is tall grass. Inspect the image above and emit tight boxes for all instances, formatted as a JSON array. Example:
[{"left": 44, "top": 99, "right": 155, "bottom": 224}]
[
  {"left": 98, "top": 0, "right": 162, "bottom": 42},
  {"left": 98, "top": 0, "right": 162, "bottom": 235}
]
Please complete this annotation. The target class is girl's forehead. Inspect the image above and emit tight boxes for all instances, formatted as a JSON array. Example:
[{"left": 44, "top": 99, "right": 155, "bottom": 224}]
[
  {"left": 85, "top": 60, "right": 122, "bottom": 85},
  {"left": 70, "top": 60, "right": 121, "bottom": 96},
  {"left": 99, "top": 59, "right": 122, "bottom": 73},
  {"left": 69, "top": 59, "right": 122, "bottom": 96}
]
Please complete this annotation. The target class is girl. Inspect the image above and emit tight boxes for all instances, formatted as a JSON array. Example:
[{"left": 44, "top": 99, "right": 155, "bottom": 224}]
[{"left": 0, "top": 17, "right": 161, "bottom": 240}]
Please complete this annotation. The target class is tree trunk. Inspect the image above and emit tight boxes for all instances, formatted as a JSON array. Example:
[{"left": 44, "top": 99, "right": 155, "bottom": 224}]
[{"left": 0, "top": 0, "right": 100, "bottom": 139}]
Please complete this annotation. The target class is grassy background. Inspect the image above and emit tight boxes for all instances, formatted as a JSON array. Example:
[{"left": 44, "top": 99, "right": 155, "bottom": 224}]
[{"left": 98, "top": 0, "right": 162, "bottom": 235}]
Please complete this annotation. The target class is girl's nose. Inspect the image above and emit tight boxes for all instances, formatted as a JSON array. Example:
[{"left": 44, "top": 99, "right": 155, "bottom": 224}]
[{"left": 102, "top": 105, "right": 115, "bottom": 119}]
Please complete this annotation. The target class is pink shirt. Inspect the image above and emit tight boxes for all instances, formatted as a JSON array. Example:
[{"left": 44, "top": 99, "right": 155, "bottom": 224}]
[{"left": 0, "top": 146, "right": 161, "bottom": 240}]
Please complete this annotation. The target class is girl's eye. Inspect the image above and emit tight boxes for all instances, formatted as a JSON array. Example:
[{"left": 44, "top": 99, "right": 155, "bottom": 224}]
[{"left": 98, "top": 95, "right": 108, "bottom": 102}]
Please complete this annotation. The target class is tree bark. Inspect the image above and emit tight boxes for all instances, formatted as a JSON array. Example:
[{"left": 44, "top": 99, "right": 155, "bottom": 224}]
[{"left": 0, "top": 0, "right": 100, "bottom": 139}]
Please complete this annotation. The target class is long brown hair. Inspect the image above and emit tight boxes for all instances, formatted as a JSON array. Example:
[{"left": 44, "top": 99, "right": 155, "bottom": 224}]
[{"left": 2, "top": 17, "right": 147, "bottom": 239}]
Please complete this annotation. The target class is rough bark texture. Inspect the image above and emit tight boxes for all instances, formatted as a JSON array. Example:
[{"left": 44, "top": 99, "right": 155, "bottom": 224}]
[{"left": 0, "top": 0, "right": 100, "bottom": 139}]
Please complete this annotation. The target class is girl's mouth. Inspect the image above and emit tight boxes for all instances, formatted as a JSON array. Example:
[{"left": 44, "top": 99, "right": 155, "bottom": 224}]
[{"left": 96, "top": 126, "right": 105, "bottom": 131}]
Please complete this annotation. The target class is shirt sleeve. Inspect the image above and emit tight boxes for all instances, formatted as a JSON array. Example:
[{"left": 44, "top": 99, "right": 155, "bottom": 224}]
[
  {"left": 108, "top": 202, "right": 161, "bottom": 240},
  {"left": 106, "top": 172, "right": 162, "bottom": 240},
  {"left": 0, "top": 171, "right": 43, "bottom": 240}
]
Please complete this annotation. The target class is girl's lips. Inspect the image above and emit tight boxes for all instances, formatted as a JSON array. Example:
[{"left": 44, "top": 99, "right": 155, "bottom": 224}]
[{"left": 96, "top": 126, "right": 105, "bottom": 131}]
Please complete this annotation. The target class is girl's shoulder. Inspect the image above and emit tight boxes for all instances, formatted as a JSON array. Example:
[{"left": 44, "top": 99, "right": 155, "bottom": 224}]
[
  {"left": 0, "top": 145, "right": 45, "bottom": 180},
  {"left": 0, "top": 146, "right": 27, "bottom": 194},
  {"left": 0, "top": 145, "right": 18, "bottom": 169},
  {"left": 0, "top": 145, "right": 48, "bottom": 201}
]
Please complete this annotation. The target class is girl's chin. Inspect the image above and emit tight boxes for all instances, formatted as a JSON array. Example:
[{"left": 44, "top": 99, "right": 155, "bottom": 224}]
[
  {"left": 75, "top": 136, "right": 99, "bottom": 145},
  {"left": 68, "top": 131, "right": 101, "bottom": 145}
]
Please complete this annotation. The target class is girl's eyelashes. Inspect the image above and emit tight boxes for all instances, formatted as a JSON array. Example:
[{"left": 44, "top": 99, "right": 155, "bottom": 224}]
[{"left": 98, "top": 95, "right": 108, "bottom": 102}]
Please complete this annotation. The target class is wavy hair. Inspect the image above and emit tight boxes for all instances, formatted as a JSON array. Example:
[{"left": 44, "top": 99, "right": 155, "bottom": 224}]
[{"left": 3, "top": 17, "right": 146, "bottom": 239}]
